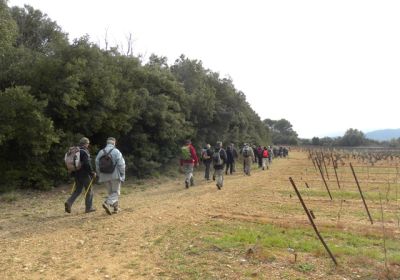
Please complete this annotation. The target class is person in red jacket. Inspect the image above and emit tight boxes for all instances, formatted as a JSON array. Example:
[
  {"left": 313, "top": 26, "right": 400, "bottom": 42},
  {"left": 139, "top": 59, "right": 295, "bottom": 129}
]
[
  {"left": 180, "top": 139, "right": 199, "bottom": 188},
  {"left": 262, "top": 146, "right": 269, "bottom": 170}
]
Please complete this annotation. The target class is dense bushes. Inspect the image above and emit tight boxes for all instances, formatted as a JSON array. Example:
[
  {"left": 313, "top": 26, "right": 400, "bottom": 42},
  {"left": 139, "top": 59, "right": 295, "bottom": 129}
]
[{"left": 0, "top": 2, "right": 271, "bottom": 190}]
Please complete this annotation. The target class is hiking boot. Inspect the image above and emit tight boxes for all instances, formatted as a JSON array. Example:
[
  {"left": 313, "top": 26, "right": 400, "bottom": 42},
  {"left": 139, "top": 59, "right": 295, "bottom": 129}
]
[
  {"left": 112, "top": 202, "right": 119, "bottom": 214},
  {"left": 216, "top": 184, "right": 221, "bottom": 190},
  {"left": 64, "top": 202, "right": 71, "bottom": 213},
  {"left": 212, "top": 175, "right": 215, "bottom": 181},
  {"left": 190, "top": 177, "right": 194, "bottom": 186},
  {"left": 85, "top": 208, "right": 96, "bottom": 213},
  {"left": 102, "top": 202, "right": 112, "bottom": 215},
  {"left": 185, "top": 180, "right": 189, "bottom": 189}
]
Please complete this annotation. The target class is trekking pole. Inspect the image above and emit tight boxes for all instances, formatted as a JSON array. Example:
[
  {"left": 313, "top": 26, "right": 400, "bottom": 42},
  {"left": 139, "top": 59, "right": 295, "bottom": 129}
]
[
  {"left": 70, "top": 181, "right": 76, "bottom": 194},
  {"left": 79, "top": 174, "right": 96, "bottom": 208},
  {"left": 84, "top": 175, "right": 96, "bottom": 197}
]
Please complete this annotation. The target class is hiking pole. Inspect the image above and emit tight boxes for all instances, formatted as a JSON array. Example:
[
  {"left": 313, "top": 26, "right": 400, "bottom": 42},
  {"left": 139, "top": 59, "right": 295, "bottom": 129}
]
[
  {"left": 70, "top": 181, "right": 76, "bottom": 194},
  {"left": 289, "top": 177, "right": 338, "bottom": 266},
  {"left": 84, "top": 175, "right": 96, "bottom": 197},
  {"left": 79, "top": 174, "right": 96, "bottom": 208}
]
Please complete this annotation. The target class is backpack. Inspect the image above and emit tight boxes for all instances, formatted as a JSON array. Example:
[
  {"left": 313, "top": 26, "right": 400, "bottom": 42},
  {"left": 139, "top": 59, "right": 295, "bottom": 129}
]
[
  {"left": 212, "top": 149, "right": 223, "bottom": 165},
  {"left": 99, "top": 148, "right": 115, "bottom": 173},
  {"left": 243, "top": 146, "right": 251, "bottom": 157},
  {"left": 201, "top": 149, "right": 208, "bottom": 160},
  {"left": 181, "top": 145, "right": 192, "bottom": 160},
  {"left": 64, "top": 146, "right": 81, "bottom": 173},
  {"left": 262, "top": 149, "right": 269, "bottom": 158}
]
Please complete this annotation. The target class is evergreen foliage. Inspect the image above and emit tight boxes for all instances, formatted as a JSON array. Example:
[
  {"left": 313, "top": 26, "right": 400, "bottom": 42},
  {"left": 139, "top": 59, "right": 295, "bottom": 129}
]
[
  {"left": 0, "top": 3, "right": 275, "bottom": 190},
  {"left": 263, "top": 118, "right": 298, "bottom": 145}
]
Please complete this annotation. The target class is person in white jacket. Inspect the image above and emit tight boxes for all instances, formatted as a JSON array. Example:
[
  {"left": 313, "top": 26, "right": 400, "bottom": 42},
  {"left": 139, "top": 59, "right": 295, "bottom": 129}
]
[{"left": 95, "top": 137, "right": 125, "bottom": 215}]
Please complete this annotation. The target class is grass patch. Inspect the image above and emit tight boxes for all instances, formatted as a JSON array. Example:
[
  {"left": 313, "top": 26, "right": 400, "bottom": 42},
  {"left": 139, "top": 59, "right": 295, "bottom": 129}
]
[
  {"left": 295, "top": 262, "right": 315, "bottom": 273},
  {"left": 0, "top": 191, "right": 20, "bottom": 203},
  {"left": 153, "top": 220, "right": 400, "bottom": 279},
  {"left": 201, "top": 221, "right": 400, "bottom": 263}
]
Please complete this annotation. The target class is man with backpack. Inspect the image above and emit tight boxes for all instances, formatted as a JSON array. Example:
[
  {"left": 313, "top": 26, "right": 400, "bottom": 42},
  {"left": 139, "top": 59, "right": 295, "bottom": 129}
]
[
  {"left": 225, "top": 145, "right": 234, "bottom": 175},
  {"left": 256, "top": 145, "right": 263, "bottom": 168},
  {"left": 267, "top": 146, "right": 273, "bottom": 164},
  {"left": 95, "top": 137, "right": 126, "bottom": 215},
  {"left": 241, "top": 143, "right": 255, "bottom": 176},
  {"left": 64, "top": 137, "right": 96, "bottom": 214},
  {"left": 213, "top": 141, "right": 227, "bottom": 190},
  {"left": 230, "top": 143, "right": 239, "bottom": 173},
  {"left": 202, "top": 144, "right": 213, "bottom": 181},
  {"left": 180, "top": 139, "right": 199, "bottom": 188}
]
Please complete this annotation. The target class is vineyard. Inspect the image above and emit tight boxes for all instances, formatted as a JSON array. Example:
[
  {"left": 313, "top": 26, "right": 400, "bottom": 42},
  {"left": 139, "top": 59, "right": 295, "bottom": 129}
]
[{"left": 0, "top": 149, "right": 399, "bottom": 279}]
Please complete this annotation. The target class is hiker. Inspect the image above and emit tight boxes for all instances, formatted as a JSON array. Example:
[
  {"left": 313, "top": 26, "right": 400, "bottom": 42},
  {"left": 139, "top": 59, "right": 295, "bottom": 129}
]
[
  {"left": 213, "top": 141, "right": 227, "bottom": 189},
  {"left": 95, "top": 137, "right": 126, "bottom": 215},
  {"left": 283, "top": 147, "right": 289, "bottom": 157},
  {"left": 256, "top": 145, "right": 263, "bottom": 168},
  {"left": 279, "top": 146, "right": 283, "bottom": 158},
  {"left": 267, "top": 146, "right": 273, "bottom": 164},
  {"left": 202, "top": 144, "right": 213, "bottom": 180},
  {"left": 180, "top": 139, "right": 199, "bottom": 188},
  {"left": 241, "top": 143, "right": 255, "bottom": 176},
  {"left": 64, "top": 137, "right": 96, "bottom": 214},
  {"left": 262, "top": 146, "right": 269, "bottom": 170},
  {"left": 252, "top": 145, "right": 258, "bottom": 163},
  {"left": 273, "top": 147, "right": 279, "bottom": 158},
  {"left": 225, "top": 145, "right": 234, "bottom": 175},
  {"left": 231, "top": 143, "right": 239, "bottom": 172}
]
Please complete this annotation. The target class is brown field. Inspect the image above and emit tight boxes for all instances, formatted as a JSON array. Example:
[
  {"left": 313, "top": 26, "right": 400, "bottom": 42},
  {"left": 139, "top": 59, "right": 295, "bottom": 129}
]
[{"left": 1, "top": 151, "right": 399, "bottom": 279}]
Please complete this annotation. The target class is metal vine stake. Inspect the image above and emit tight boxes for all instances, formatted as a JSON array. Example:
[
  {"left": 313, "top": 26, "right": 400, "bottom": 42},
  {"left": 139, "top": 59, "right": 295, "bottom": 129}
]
[
  {"left": 350, "top": 163, "right": 373, "bottom": 224},
  {"left": 289, "top": 177, "right": 338, "bottom": 266}
]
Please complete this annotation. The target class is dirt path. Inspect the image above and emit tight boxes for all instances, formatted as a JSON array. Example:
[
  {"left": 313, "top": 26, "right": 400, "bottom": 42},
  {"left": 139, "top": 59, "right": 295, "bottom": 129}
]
[{"left": 0, "top": 152, "right": 398, "bottom": 279}]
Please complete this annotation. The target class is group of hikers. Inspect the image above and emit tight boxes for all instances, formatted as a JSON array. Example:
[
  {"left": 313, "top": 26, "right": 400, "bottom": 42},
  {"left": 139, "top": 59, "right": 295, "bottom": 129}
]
[
  {"left": 64, "top": 137, "right": 126, "bottom": 215},
  {"left": 63, "top": 136, "right": 289, "bottom": 215},
  {"left": 180, "top": 140, "right": 289, "bottom": 190}
]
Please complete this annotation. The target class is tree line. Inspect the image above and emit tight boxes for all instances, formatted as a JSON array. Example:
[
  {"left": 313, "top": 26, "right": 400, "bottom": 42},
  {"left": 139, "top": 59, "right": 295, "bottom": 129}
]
[
  {"left": 1, "top": 2, "right": 301, "bottom": 190},
  {"left": 302, "top": 128, "right": 400, "bottom": 148}
]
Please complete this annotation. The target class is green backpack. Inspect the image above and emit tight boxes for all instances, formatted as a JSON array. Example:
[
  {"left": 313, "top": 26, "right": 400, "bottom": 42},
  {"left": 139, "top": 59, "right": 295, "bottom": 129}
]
[{"left": 181, "top": 145, "right": 192, "bottom": 160}]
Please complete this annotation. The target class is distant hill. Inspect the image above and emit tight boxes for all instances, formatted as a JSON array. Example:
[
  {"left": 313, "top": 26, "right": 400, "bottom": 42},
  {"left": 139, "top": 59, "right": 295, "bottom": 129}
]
[{"left": 365, "top": 129, "right": 400, "bottom": 141}]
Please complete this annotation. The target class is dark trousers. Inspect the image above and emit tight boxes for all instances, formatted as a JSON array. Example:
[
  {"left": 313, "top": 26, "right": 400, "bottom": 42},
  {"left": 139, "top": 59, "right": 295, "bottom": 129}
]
[
  {"left": 258, "top": 156, "right": 262, "bottom": 167},
  {"left": 66, "top": 175, "right": 93, "bottom": 211},
  {"left": 204, "top": 161, "right": 212, "bottom": 180},
  {"left": 225, "top": 162, "right": 233, "bottom": 175}
]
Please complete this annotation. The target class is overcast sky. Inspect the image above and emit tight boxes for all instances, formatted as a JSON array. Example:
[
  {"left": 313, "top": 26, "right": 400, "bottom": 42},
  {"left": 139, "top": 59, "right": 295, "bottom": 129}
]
[{"left": 8, "top": 0, "right": 400, "bottom": 138}]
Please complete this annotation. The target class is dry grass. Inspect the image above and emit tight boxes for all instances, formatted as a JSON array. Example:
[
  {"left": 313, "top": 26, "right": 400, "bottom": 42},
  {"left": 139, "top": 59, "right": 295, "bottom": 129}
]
[{"left": 0, "top": 151, "right": 399, "bottom": 279}]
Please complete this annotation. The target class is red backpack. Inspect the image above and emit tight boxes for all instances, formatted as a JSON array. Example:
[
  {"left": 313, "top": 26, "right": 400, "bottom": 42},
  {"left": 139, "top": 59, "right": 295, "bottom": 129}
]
[{"left": 262, "top": 149, "right": 269, "bottom": 158}]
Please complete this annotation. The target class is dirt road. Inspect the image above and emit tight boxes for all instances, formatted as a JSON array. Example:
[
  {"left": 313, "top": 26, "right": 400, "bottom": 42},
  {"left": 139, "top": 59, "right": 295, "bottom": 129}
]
[{"left": 1, "top": 152, "right": 398, "bottom": 279}]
